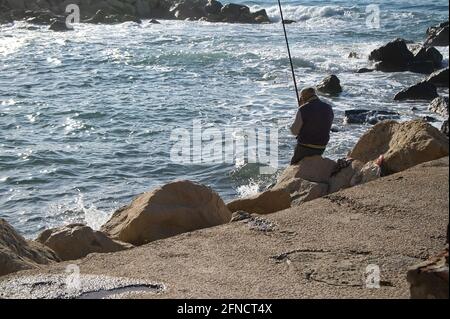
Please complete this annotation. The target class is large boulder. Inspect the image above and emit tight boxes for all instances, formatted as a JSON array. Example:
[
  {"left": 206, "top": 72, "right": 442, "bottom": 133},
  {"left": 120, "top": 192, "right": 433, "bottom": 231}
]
[
  {"left": 425, "top": 21, "right": 449, "bottom": 47},
  {"left": 426, "top": 68, "right": 449, "bottom": 87},
  {"left": 394, "top": 81, "right": 438, "bottom": 101},
  {"left": 170, "top": 0, "right": 208, "bottom": 20},
  {"left": 277, "top": 156, "right": 337, "bottom": 185},
  {"left": 316, "top": 75, "right": 342, "bottom": 95},
  {"left": 1, "top": 219, "right": 59, "bottom": 277},
  {"left": 220, "top": 3, "right": 253, "bottom": 23},
  {"left": 101, "top": 180, "right": 232, "bottom": 246},
  {"left": 428, "top": 96, "right": 449, "bottom": 117},
  {"left": 369, "top": 39, "right": 414, "bottom": 71},
  {"left": 36, "top": 224, "right": 133, "bottom": 261},
  {"left": 227, "top": 189, "right": 291, "bottom": 215},
  {"left": 349, "top": 120, "right": 449, "bottom": 174},
  {"left": 344, "top": 109, "right": 400, "bottom": 125}
]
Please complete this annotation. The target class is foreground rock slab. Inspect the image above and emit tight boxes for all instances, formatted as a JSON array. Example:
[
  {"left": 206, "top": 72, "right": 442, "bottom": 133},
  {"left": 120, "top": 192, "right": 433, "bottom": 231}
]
[
  {"left": 227, "top": 189, "right": 291, "bottom": 215},
  {"left": 1, "top": 219, "right": 59, "bottom": 277},
  {"left": 101, "top": 180, "right": 232, "bottom": 246},
  {"left": 36, "top": 224, "right": 133, "bottom": 261},
  {"left": 1, "top": 158, "right": 448, "bottom": 298}
]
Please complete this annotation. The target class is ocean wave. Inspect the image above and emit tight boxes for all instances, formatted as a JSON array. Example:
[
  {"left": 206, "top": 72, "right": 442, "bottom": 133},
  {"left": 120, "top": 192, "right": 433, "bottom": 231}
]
[{"left": 250, "top": 5, "right": 362, "bottom": 22}]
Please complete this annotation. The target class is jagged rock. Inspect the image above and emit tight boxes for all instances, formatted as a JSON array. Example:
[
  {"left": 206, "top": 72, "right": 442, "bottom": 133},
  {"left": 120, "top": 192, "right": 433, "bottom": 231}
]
[
  {"left": 413, "top": 46, "right": 443, "bottom": 68},
  {"left": 442, "top": 120, "right": 449, "bottom": 137},
  {"left": 204, "top": 0, "right": 222, "bottom": 15},
  {"left": 149, "top": 19, "right": 161, "bottom": 24},
  {"left": 170, "top": 0, "right": 208, "bottom": 20},
  {"left": 407, "top": 249, "right": 449, "bottom": 299},
  {"left": 349, "top": 119, "right": 449, "bottom": 174},
  {"left": 36, "top": 224, "right": 133, "bottom": 261},
  {"left": 227, "top": 189, "right": 291, "bottom": 215},
  {"left": 344, "top": 109, "right": 400, "bottom": 125},
  {"left": 425, "top": 21, "right": 449, "bottom": 47},
  {"left": 316, "top": 75, "right": 342, "bottom": 95},
  {"left": 369, "top": 38, "right": 414, "bottom": 71},
  {"left": 426, "top": 68, "right": 449, "bottom": 87},
  {"left": 428, "top": 96, "right": 449, "bottom": 117},
  {"left": 101, "top": 180, "right": 232, "bottom": 246},
  {"left": 220, "top": 3, "right": 252, "bottom": 23},
  {"left": 252, "top": 9, "right": 270, "bottom": 24},
  {"left": 1, "top": 218, "right": 59, "bottom": 277},
  {"left": 348, "top": 52, "right": 358, "bottom": 58},
  {"left": 394, "top": 81, "right": 438, "bottom": 101}
]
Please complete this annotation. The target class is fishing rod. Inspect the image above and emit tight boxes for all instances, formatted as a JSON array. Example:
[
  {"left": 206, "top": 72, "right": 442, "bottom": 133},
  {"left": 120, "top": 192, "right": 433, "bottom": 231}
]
[{"left": 277, "top": 0, "right": 301, "bottom": 107}]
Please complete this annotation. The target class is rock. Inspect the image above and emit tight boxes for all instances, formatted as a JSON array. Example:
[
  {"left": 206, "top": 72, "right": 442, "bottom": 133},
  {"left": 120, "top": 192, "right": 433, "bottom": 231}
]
[
  {"left": 425, "top": 21, "right": 449, "bottom": 47},
  {"left": 369, "top": 38, "right": 414, "bottom": 71},
  {"left": 1, "top": 218, "right": 59, "bottom": 277},
  {"left": 277, "top": 156, "right": 337, "bottom": 184},
  {"left": 252, "top": 9, "right": 270, "bottom": 24},
  {"left": 316, "top": 74, "right": 342, "bottom": 95},
  {"left": 36, "top": 224, "right": 133, "bottom": 261},
  {"left": 344, "top": 109, "right": 400, "bottom": 125},
  {"left": 356, "top": 68, "right": 374, "bottom": 74},
  {"left": 273, "top": 178, "right": 328, "bottom": 206},
  {"left": 328, "top": 160, "right": 364, "bottom": 194},
  {"left": 227, "top": 189, "right": 291, "bottom": 215},
  {"left": 220, "top": 3, "right": 252, "bottom": 23},
  {"left": 350, "top": 160, "right": 383, "bottom": 185},
  {"left": 49, "top": 19, "right": 72, "bottom": 31},
  {"left": 282, "top": 19, "right": 296, "bottom": 24},
  {"left": 101, "top": 180, "right": 232, "bottom": 246},
  {"left": 394, "top": 81, "right": 438, "bottom": 101},
  {"left": 423, "top": 116, "right": 438, "bottom": 123},
  {"left": 348, "top": 52, "right": 358, "bottom": 58},
  {"left": 407, "top": 249, "right": 449, "bottom": 299},
  {"left": 428, "top": 97, "right": 449, "bottom": 117},
  {"left": 349, "top": 120, "right": 449, "bottom": 174},
  {"left": 230, "top": 211, "right": 252, "bottom": 222},
  {"left": 204, "top": 0, "right": 222, "bottom": 15},
  {"left": 170, "top": 0, "right": 209, "bottom": 20},
  {"left": 442, "top": 120, "right": 449, "bottom": 137},
  {"left": 426, "top": 68, "right": 449, "bottom": 87},
  {"left": 413, "top": 46, "right": 443, "bottom": 68},
  {"left": 149, "top": 19, "right": 160, "bottom": 24}
]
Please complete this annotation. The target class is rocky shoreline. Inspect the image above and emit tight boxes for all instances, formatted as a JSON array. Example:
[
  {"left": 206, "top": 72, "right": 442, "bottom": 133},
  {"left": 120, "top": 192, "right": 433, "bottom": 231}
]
[{"left": 0, "top": 0, "right": 271, "bottom": 27}]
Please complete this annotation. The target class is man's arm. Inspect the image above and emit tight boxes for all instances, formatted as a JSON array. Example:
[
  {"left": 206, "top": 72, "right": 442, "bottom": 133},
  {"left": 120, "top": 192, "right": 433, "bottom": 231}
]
[{"left": 290, "top": 109, "right": 303, "bottom": 136}]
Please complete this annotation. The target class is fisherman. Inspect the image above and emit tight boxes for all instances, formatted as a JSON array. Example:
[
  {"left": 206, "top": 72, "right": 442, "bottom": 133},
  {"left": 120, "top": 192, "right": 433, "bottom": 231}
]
[{"left": 290, "top": 87, "right": 334, "bottom": 165}]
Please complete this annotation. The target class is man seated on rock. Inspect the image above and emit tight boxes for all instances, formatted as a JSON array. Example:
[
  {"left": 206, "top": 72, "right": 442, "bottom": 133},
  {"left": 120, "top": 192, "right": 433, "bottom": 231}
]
[{"left": 290, "top": 87, "right": 334, "bottom": 165}]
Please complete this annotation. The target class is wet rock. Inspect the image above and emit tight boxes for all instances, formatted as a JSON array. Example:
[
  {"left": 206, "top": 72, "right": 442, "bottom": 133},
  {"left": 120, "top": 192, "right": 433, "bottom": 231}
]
[
  {"left": 394, "top": 81, "right": 438, "bottom": 101},
  {"left": 413, "top": 46, "right": 443, "bottom": 68},
  {"left": 349, "top": 119, "right": 449, "bottom": 174},
  {"left": 204, "top": 0, "right": 223, "bottom": 15},
  {"left": 423, "top": 116, "right": 438, "bottom": 123},
  {"left": 356, "top": 68, "right": 374, "bottom": 74},
  {"left": 221, "top": 3, "right": 252, "bottom": 23},
  {"left": 49, "top": 19, "right": 72, "bottom": 31},
  {"left": 252, "top": 9, "right": 270, "bottom": 24},
  {"left": 425, "top": 21, "right": 449, "bottom": 47},
  {"left": 426, "top": 68, "right": 449, "bottom": 87},
  {"left": 348, "top": 52, "right": 358, "bottom": 58},
  {"left": 170, "top": 0, "right": 209, "bottom": 20},
  {"left": 1, "top": 219, "right": 59, "bottom": 277},
  {"left": 149, "top": 19, "right": 161, "bottom": 24},
  {"left": 344, "top": 109, "right": 400, "bottom": 125},
  {"left": 36, "top": 224, "right": 133, "bottom": 261},
  {"left": 282, "top": 19, "right": 296, "bottom": 24},
  {"left": 316, "top": 74, "right": 342, "bottom": 95},
  {"left": 442, "top": 120, "right": 449, "bottom": 137},
  {"left": 407, "top": 249, "right": 449, "bottom": 299},
  {"left": 369, "top": 38, "right": 414, "bottom": 72},
  {"left": 227, "top": 189, "right": 291, "bottom": 215},
  {"left": 101, "top": 180, "right": 232, "bottom": 246},
  {"left": 428, "top": 97, "right": 448, "bottom": 117}
]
